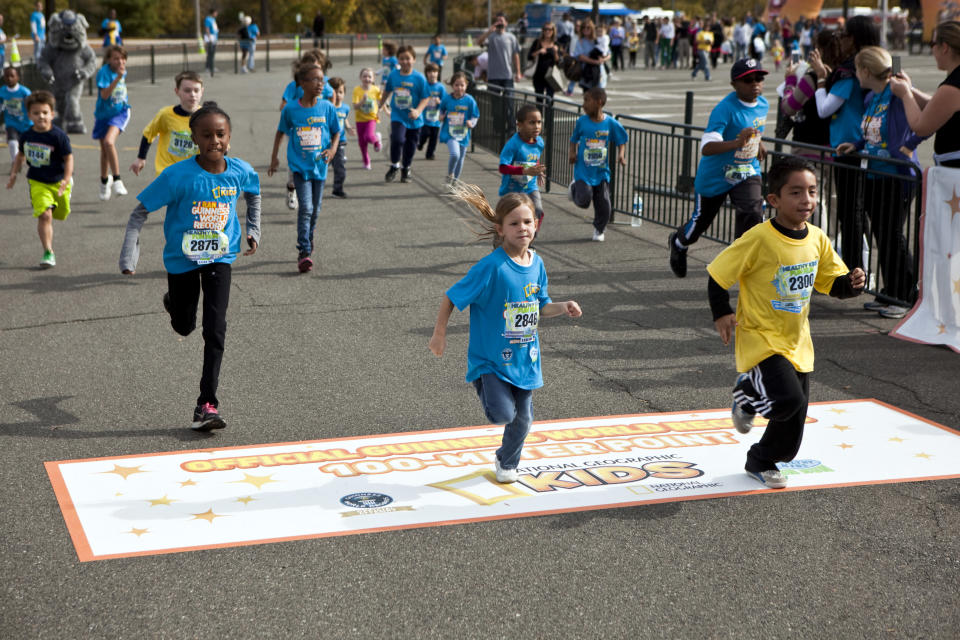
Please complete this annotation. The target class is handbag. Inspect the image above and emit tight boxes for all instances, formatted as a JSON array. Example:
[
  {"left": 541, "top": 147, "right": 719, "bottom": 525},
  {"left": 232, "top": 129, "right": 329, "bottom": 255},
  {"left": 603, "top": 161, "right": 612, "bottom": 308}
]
[{"left": 546, "top": 65, "right": 565, "bottom": 92}]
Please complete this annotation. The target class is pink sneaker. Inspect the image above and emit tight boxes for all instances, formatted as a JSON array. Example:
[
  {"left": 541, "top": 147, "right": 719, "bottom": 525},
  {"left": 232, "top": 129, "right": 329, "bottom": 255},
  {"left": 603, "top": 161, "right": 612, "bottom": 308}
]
[
  {"left": 374, "top": 132, "right": 383, "bottom": 152},
  {"left": 298, "top": 254, "right": 313, "bottom": 273}
]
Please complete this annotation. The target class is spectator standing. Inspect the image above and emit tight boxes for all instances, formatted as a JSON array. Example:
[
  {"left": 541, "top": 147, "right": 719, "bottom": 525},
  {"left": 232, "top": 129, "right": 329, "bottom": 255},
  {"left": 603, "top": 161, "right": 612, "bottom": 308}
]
[
  {"left": 31, "top": 2, "right": 45, "bottom": 60},
  {"left": 477, "top": 13, "right": 522, "bottom": 133},
  {"left": 642, "top": 16, "right": 658, "bottom": 68},
  {"left": 312, "top": 11, "right": 325, "bottom": 49},
  {"left": 528, "top": 23, "right": 560, "bottom": 100},
  {"left": 556, "top": 12, "right": 574, "bottom": 52},
  {"left": 658, "top": 16, "right": 675, "bottom": 68},
  {"left": 246, "top": 17, "right": 260, "bottom": 72},
  {"left": 101, "top": 9, "right": 122, "bottom": 48},
  {"left": 203, "top": 9, "right": 219, "bottom": 76},
  {"left": 238, "top": 17, "right": 253, "bottom": 74},
  {"left": 734, "top": 17, "right": 750, "bottom": 61},
  {"left": 609, "top": 18, "right": 625, "bottom": 72}
]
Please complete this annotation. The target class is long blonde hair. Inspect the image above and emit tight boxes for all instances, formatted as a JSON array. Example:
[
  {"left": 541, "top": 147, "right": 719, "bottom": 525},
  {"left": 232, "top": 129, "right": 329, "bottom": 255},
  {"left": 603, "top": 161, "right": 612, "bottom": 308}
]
[
  {"left": 855, "top": 46, "right": 893, "bottom": 81},
  {"left": 449, "top": 183, "right": 536, "bottom": 246}
]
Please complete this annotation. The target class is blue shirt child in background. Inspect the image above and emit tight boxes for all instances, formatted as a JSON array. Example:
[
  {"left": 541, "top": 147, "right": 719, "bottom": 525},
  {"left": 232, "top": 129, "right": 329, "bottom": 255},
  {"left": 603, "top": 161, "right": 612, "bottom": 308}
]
[
  {"left": 380, "top": 41, "right": 399, "bottom": 87},
  {"left": 1, "top": 66, "right": 32, "bottom": 164},
  {"left": 270, "top": 62, "right": 341, "bottom": 273},
  {"left": 425, "top": 35, "right": 448, "bottom": 80},
  {"left": 429, "top": 185, "right": 582, "bottom": 483},
  {"left": 439, "top": 71, "right": 479, "bottom": 182},
  {"left": 328, "top": 76, "right": 352, "bottom": 198},
  {"left": 417, "top": 63, "right": 447, "bottom": 160},
  {"left": 568, "top": 87, "right": 628, "bottom": 242},
  {"left": 93, "top": 45, "right": 131, "bottom": 201},
  {"left": 499, "top": 104, "right": 546, "bottom": 223}
]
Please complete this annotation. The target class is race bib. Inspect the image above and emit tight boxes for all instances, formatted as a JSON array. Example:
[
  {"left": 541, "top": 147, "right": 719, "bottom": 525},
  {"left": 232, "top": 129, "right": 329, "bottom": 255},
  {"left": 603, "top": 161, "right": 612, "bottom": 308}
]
[
  {"left": 111, "top": 82, "right": 128, "bottom": 106},
  {"left": 360, "top": 96, "right": 376, "bottom": 114},
  {"left": 23, "top": 142, "right": 52, "bottom": 167},
  {"left": 394, "top": 87, "right": 413, "bottom": 110},
  {"left": 168, "top": 130, "right": 197, "bottom": 158},
  {"left": 733, "top": 135, "right": 760, "bottom": 161},
  {"left": 448, "top": 112, "right": 467, "bottom": 140},
  {"left": 512, "top": 162, "right": 536, "bottom": 189},
  {"left": 503, "top": 301, "right": 539, "bottom": 343},
  {"left": 4, "top": 100, "right": 24, "bottom": 119},
  {"left": 295, "top": 126, "right": 323, "bottom": 150},
  {"left": 424, "top": 106, "right": 440, "bottom": 123},
  {"left": 584, "top": 138, "right": 607, "bottom": 167},
  {"left": 771, "top": 260, "right": 818, "bottom": 313},
  {"left": 723, "top": 163, "right": 757, "bottom": 184},
  {"left": 181, "top": 229, "right": 230, "bottom": 264},
  {"left": 863, "top": 115, "right": 883, "bottom": 146}
]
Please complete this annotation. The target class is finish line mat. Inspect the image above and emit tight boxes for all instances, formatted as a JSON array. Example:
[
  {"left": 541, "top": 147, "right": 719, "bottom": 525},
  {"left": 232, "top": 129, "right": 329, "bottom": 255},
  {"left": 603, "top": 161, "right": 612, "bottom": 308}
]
[{"left": 46, "top": 399, "right": 960, "bottom": 561}]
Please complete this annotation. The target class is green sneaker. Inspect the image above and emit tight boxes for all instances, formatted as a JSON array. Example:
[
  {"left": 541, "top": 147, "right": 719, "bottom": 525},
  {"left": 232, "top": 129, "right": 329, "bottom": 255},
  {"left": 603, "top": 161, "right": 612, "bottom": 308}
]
[{"left": 40, "top": 250, "right": 56, "bottom": 268}]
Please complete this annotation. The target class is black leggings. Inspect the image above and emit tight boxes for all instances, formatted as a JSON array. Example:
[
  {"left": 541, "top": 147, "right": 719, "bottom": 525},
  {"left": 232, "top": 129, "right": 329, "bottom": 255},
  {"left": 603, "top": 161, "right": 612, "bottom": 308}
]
[{"left": 390, "top": 121, "right": 420, "bottom": 168}]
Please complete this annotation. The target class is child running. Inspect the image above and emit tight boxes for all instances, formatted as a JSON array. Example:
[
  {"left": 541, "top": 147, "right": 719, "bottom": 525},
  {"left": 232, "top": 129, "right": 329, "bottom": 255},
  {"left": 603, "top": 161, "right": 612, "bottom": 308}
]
[
  {"left": 279, "top": 49, "right": 334, "bottom": 210},
  {"left": 119, "top": 102, "right": 261, "bottom": 432},
  {"left": 130, "top": 70, "right": 204, "bottom": 176},
  {"left": 380, "top": 45, "right": 430, "bottom": 183},
  {"left": 94, "top": 44, "right": 131, "bottom": 201},
  {"left": 669, "top": 58, "right": 769, "bottom": 277},
  {"left": 708, "top": 157, "right": 864, "bottom": 488},
  {"left": 429, "top": 184, "right": 582, "bottom": 483},
  {"left": 499, "top": 104, "right": 546, "bottom": 224},
  {"left": 1, "top": 66, "right": 31, "bottom": 165},
  {"left": 270, "top": 62, "right": 341, "bottom": 273},
  {"left": 568, "top": 87, "right": 628, "bottom": 241},
  {"left": 439, "top": 71, "right": 479, "bottom": 184},
  {"left": 380, "top": 41, "right": 399, "bottom": 88},
  {"left": 352, "top": 68, "right": 382, "bottom": 170},
  {"left": 425, "top": 34, "right": 448, "bottom": 81},
  {"left": 328, "top": 76, "right": 351, "bottom": 198},
  {"left": 417, "top": 62, "right": 446, "bottom": 160},
  {"left": 6, "top": 91, "right": 73, "bottom": 269}
]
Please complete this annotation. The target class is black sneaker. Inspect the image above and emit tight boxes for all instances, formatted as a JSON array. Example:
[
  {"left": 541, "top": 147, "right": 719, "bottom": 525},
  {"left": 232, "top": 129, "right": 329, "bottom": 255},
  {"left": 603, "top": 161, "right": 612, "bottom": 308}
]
[
  {"left": 191, "top": 402, "right": 226, "bottom": 431},
  {"left": 400, "top": 168, "right": 411, "bottom": 183},
  {"left": 385, "top": 166, "right": 399, "bottom": 182},
  {"left": 425, "top": 154, "right": 435, "bottom": 160},
  {"left": 668, "top": 231, "right": 688, "bottom": 278},
  {"left": 331, "top": 189, "right": 347, "bottom": 198},
  {"left": 162, "top": 292, "right": 171, "bottom": 314}
]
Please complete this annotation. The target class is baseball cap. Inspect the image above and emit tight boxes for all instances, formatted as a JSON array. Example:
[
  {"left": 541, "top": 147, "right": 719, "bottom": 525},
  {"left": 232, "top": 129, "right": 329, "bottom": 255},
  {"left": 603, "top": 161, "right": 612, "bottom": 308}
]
[{"left": 730, "top": 58, "right": 769, "bottom": 81}]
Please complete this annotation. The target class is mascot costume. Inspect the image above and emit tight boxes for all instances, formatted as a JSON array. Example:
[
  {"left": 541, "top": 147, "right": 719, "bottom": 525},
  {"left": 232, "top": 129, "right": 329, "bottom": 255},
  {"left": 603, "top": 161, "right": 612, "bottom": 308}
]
[{"left": 37, "top": 10, "right": 98, "bottom": 134}]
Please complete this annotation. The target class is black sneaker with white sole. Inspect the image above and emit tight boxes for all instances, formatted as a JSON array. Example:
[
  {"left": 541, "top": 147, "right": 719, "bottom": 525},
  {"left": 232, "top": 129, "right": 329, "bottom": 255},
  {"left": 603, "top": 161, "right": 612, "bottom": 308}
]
[
  {"left": 191, "top": 403, "right": 226, "bottom": 431},
  {"left": 668, "top": 231, "right": 688, "bottom": 278},
  {"left": 385, "top": 166, "right": 399, "bottom": 182}
]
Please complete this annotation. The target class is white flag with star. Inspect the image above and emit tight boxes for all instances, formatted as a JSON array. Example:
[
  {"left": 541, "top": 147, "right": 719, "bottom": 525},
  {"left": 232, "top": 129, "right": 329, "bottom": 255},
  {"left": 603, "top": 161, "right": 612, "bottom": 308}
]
[{"left": 891, "top": 167, "right": 960, "bottom": 352}]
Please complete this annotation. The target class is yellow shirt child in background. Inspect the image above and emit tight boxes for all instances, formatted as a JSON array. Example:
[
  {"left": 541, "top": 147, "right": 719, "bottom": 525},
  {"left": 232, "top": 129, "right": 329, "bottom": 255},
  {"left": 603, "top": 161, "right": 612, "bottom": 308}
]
[
  {"left": 352, "top": 67, "right": 383, "bottom": 170},
  {"left": 130, "top": 71, "right": 204, "bottom": 176}
]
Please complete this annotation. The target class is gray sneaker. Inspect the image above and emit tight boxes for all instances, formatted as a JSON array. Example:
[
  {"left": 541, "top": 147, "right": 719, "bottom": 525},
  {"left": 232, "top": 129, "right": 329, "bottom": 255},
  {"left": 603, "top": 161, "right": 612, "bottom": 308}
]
[
  {"left": 732, "top": 402, "right": 755, "bottom": 434},
  {"left": 747, "top": 469, "right": 788, "bottom": 489}
]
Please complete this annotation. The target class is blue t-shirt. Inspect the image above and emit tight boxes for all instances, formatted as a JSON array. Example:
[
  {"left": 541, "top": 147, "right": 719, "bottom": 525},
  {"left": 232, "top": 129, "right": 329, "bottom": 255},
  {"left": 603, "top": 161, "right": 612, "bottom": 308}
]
[
  {"left": 31, "top": 11, "right": 45, "bottom": 40},
  {"left": 694, "top": 92, "right": 768, "bottom": 197},
  {"left": 334, "top": 103, "right": 350, "bottom": 141},
  {"left": 499, "top": 133, "right": 545, "bottom": 195},
  {"left": 94, "top": 65, "right": 129, "bottom": 120},
  {"left": 277, "top": 98, "right": 342, "bottom": 181},
  {"left": 381, "top": 56, "right": 399, "bottom": 83},
  {"left": 385, "top": 69, "right": 429, "bottom": 129},
  {"left": 247, "top": 24, "right": 260, "bottom": 40},
  {"left": 282, "top": 79, "right": 334, "bottom": 105},
  {"left": 446, "top": 248, "right": 552, "bottom": 390},
  {"left": 426, "top": 44, "right": 448, "bottom": 66},
  {"left": 829, "top": 76, "right": 864, "bottom": 149},
  {"left": 204, "top": 15, "right": 219, "bottom": 40},
  {"left": 20, "top": 126, "right": 71, "bottom": 183},
  {"left": 439, "top": 93, "right": 479, "bottom": 145},
  {"left": 100, "top": 18, "right": 122, "bottom": 46},
  {"left": 422, "top": 81, "right": 446, "bottom": 128},
  {"left": 570, "top": 114, "right": 629, "bottom": 186},
  {"left": 0, "top": 84, "right": 33, "bottom": 132},
  {"left": 137, "top": 156, "right": 260, "bottom": 275},
  {"left": 861, "top": 84, "right": 896, "bottom": 176}
]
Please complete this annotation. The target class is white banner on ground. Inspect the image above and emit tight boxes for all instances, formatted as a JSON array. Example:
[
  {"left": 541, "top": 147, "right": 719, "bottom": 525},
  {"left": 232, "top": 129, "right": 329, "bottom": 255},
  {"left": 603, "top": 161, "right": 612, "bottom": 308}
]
[
  {"left": 47, "top": 400, "right": 960, "bottom": 561},
  {"left": 890, "top": 166, "right": 960, "bottom": 352}
]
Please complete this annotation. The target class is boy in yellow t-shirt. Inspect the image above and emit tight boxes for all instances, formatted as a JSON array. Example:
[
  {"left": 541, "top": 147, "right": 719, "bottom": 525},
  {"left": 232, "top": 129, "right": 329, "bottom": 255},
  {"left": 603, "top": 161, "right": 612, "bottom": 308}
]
[
  {"left": 129, "top": 71, "right": 204, "bottom": 176},
  {"left": 706, "top": 157, "right": 865, "bottom": 489}
]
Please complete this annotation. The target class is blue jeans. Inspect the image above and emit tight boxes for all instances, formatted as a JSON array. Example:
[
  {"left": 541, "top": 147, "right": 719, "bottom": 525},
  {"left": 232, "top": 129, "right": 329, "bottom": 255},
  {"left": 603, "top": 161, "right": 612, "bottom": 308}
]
[
  {"left": 248, "top": 42, "right": 256, "bottom": 69},
  {"left": 692, "top": 50, "right": 710, "bottom": 80},
  {"left": 293, "top": 173, "right": 324, "bottom": 254},
  {"left": 472, "top": 373, "right": 533, "bottom": 470},
  {"left": 446, "top": 139, "right": 467, "bottom": 178}
]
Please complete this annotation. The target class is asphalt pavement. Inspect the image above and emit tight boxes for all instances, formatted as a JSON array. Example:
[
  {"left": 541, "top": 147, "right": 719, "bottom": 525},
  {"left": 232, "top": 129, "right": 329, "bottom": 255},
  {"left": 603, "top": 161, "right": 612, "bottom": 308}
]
[{"left": 0, "top": 49, "right": 957, "bottom": 639}]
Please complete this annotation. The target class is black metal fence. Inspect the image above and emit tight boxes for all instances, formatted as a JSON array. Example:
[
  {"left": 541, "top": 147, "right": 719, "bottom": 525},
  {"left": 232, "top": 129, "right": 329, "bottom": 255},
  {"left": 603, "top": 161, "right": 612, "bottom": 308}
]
[{"left": 468, "top": 85, "right": 923, "bottom": 308}]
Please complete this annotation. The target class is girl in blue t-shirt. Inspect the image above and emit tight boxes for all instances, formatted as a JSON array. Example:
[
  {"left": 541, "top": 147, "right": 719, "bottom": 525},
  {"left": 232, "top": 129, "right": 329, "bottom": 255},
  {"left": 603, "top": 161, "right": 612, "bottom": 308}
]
[
  {"left": 380, "top": 41, "right": 399, "bottom": 87},
  {"left": 94, "top": 45, "right": 131, "bottom": 201},
  {"left": 439, "top": 72, "right": 479, "bottom": 182},
  {"left": 269, "top": 62, "right": 341, "bottom": 273},
  {"left": 119, "top": 102, "right": 262, "bottom": 432},
  {"left": 380, "top": 45, "right": 430, "bottom": 183},
  {"left": 429, "top": 185, "right": 582, "bottom": 483},
  {"left": 1, "top": 66, "right": 31, "bottom": 164}
]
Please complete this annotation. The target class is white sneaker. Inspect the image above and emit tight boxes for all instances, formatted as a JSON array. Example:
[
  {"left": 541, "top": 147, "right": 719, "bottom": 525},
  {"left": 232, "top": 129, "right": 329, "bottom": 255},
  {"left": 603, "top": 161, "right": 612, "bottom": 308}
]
[
  {"left": 746, "top": 469, "right": 788, "bottom": 489},
  {"left": 567, "top": 180, "right": 575, "bottom": 202},
  {"left": 592, "top": 229, "right": 605, "bottom": 242},
  {"left": 493, "top": 456, "right": 519, "bottom": 483},
  {"left": 374, "top": 131, "right": 383, "bottom": 151},
  {"left": 286, "top": 188, "right": 298, "bottom": 210},
  {"left": 99, "top": 176, "right": 113, "bottom": 201},
  {"left": 112, "top": 179, "right": 128, "bottom": 196}
]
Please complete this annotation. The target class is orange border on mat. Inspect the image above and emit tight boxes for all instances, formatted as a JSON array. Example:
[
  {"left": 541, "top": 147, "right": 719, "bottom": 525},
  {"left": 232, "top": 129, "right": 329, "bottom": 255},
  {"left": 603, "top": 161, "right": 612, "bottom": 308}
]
[{"left": 44, "top": 399, "right": 960, "bottom": 562}]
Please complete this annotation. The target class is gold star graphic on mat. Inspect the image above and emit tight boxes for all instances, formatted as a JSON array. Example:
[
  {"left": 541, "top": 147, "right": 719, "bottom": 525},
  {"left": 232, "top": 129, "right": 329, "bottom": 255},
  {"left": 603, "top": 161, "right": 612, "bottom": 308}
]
[
  {"left": 236, "top": 496, "right": 256, "bottom": 506},
  {"left": 938, "top": 324, "right": 947, "bottom": 334},
  {"left": 914, "top": 452, "right": 933, "bottom": 459},
  {"left": 147, "top": 495, "right": 177, "bottom": 507},
  {"left": 230, "top": 473, "right": 277, "bottom": 490},
  {"left": 889, "top": 437, "right": 905, "bottom": 443},
  {"left": 831, "top": 424, "right": 852, "bottom": 431},
  {"left": 828, "top": 408, "right": 847, "bottom": 414},
  {"left": 126, "top": 527, "right": 149, "bottom": 537},
  {"left": 100, "top": 464, "right": 146, "bottom": 480},
  {"left": 836, "top": 443, "right": 854, "bottom": 450},
  {"left": 190, "top": 508, "right": 227, "bottom": 523},
  {"left": 947, "top": 188, "right": 960, "bottom": 221},
  {"left": 115, "top": 493, "right": 123, "bottom": 497},
  {"left": 178, "top": 479, "right": 197, "bottom": 488},
  {"left": 954, "top": 278, "right": 960, "bottom": 294}
]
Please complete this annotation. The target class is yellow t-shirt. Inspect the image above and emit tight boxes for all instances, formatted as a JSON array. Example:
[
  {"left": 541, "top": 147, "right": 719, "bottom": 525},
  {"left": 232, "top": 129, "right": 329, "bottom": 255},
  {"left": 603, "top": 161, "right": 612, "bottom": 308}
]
[
  {"left": 352, "top": 85, "right": 381, "bottom": 123},
  {"left": 707, "top": 220, "right": 848, "bottom": 373},
  {"left": 141, "top": 106, "right": 197, "bottom": 175},
  {"left": 696, "top": 30, "right": 714, "bottom": 53}
]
